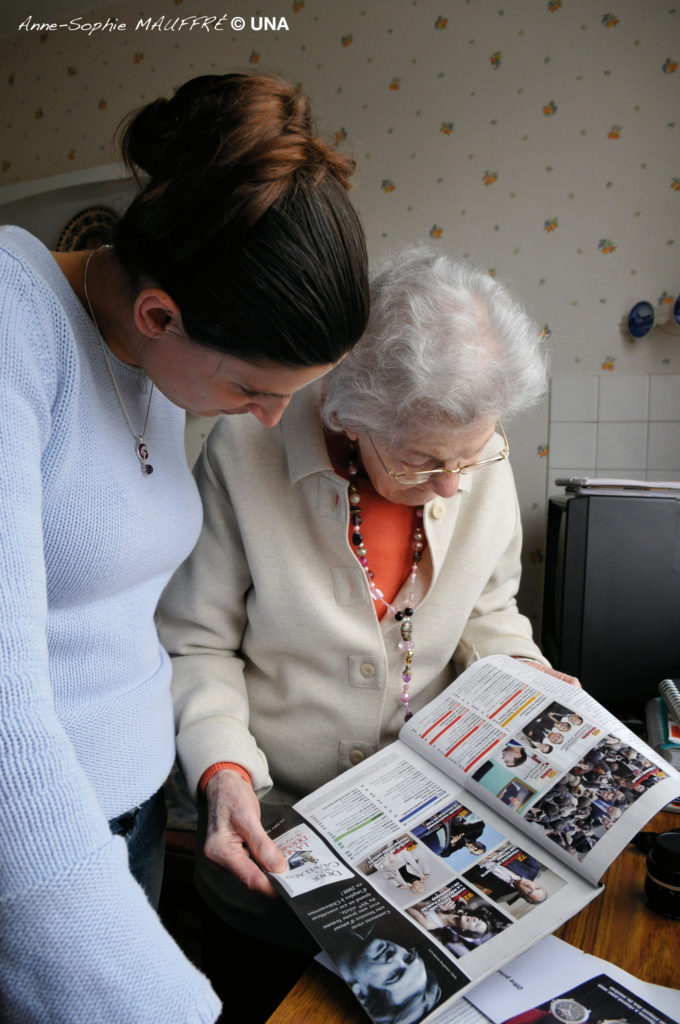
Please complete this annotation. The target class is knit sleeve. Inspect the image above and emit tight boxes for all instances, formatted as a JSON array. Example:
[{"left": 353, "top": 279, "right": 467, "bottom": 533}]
[
  {"left": 0, "top": 245, "right": 220, "bottom": 1023},
  {"left": 158, "top": 437, "right": 273, "bottom": 797}
]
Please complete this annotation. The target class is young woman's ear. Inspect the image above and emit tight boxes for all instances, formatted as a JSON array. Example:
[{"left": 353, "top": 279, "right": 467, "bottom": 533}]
[{"left": 134, "top": 289, "right": 184, "bottom": 339}]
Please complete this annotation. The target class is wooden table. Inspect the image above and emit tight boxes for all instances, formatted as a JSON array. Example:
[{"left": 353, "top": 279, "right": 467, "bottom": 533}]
[{"left": 266, "top": 811, "right": 679, "bottom": 1024}]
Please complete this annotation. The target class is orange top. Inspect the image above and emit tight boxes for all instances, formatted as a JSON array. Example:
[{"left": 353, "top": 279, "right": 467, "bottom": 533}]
[{"left": 326, "top": 430, "right": 419, "bottom": 620}]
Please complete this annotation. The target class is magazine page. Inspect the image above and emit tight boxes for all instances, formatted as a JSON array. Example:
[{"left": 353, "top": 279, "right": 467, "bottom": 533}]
[
  {"left": 267, "top": 804, "right": 470, "bottom": 1023},
  {"left": 272, "top": 741, "right": 598, "bottom": 1023},
  {"left": 499, "top": 972, "right": 678, "bottom": 1024},
  {"left": 466, "top": 936, "right": 680, "bottom": 1024},
  {"left": 399, "top": 656, "right": 680, "bottom": 886}
]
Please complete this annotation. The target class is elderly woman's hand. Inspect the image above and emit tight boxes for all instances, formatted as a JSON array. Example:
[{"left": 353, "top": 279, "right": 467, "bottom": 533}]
[
  {"left": 518, "top": 659, "right": 581, "bottom": 688},
  {"left": 204, "top": 769, "right": 287, "bottom": 896}
]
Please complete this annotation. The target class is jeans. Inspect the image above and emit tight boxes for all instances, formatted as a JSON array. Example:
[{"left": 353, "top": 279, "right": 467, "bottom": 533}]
[{"left": 108, "top": 787, "right": 167, "bottom": 909}]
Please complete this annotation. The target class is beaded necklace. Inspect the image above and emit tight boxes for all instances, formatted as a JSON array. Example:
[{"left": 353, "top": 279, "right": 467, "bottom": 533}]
[{"left": 347, "top": 440, "right": 425, "bottom": 721}]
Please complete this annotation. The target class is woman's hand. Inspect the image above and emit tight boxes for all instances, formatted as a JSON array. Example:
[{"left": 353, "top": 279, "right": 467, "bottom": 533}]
[
  {"left": 203, "top": 769, "right": 287, "bottom": 896},
  {"left": 518, "top": 659, "right": 581, "bottom": 688}
]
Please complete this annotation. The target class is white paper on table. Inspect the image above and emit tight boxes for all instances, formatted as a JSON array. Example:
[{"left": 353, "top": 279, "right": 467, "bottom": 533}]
[{"left": 463, "top": 935, "right": 680, "bottom": 1023}]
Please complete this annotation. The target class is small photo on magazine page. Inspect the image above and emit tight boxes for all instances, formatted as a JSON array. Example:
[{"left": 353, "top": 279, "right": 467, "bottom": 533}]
[
  {"left": 471, "top": 759, "right": 539, "bottom": 812},
  {"left": 524, "top": 735, "right": 668, "bottom": 861},
  {"left": 272, "top": 822, "right": 355, "bottom": 897},
  {"left": 474, "top": 738, "right": 559, "bottom": 791},
  {"left": 462, "top": 841, "right": 567, "bottom": 919},
  {"left": 358, "top": 834, "right": 448, "bottom": 907},
  {"left": 406, "top": 880, "right": 513, "bottom": 960},
  {"left": 411, "top": 801, "right": 505, "bottom": 871},
  {"left": 518, "top": 702, "right": 595, "bottom": 756},
  {"left": 499, "top": 739, "right": 534, "bottom": 770},
  {"left": 498, "top": 778, "right": 537, "bottom": 812}
]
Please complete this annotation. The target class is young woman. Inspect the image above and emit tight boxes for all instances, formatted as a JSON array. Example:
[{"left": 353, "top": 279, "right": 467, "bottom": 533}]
[{"left": 0, "top": 72, "right": 368, "bottom": 1023}]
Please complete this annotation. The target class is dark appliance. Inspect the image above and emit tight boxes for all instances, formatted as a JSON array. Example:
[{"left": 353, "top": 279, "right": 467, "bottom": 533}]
[{"left": 542, "top": 491, "right": 680, "bottom": 718}]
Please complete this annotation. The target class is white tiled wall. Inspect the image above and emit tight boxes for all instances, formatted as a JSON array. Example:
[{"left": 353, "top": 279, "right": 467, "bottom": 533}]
[{"left": 547, "top": 375, "right": 680, "bottom": 496}]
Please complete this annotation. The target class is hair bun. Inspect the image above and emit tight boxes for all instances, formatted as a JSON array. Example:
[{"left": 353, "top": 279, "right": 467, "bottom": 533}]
[
  {"left": 209, "top": 75, "right": 357, "bottom": 227},
  {"left": 120, "top": 97, "right": 180, "bottom": 179},
  {"left": 119, "top": 75, "right": 357, "bottom": 226}
]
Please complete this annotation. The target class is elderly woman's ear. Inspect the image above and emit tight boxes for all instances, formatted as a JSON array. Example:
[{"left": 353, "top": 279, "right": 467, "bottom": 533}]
[{"left": 319, "top": 383, "right": 359, "bottom": 441}]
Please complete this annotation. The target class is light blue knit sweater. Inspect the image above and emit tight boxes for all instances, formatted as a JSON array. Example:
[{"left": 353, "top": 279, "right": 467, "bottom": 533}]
[{"left": 0, "top": 228, "right": 220, "bottom": 1022}]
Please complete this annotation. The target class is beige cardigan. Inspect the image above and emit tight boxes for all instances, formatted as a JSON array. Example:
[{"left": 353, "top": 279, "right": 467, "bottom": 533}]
[{"left": 159, "top": 386, "right": 546, "bottom": 804}]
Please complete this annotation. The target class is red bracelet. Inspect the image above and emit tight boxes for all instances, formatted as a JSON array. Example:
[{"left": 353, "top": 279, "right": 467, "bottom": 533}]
[{"left": 199, "top": 762, "right": 252, "bottom": 793}]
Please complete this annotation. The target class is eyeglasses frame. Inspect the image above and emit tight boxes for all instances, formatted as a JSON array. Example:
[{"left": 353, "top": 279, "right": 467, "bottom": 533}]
[{"left": 365, "top": 421, "right": 510, "bottom": 485}]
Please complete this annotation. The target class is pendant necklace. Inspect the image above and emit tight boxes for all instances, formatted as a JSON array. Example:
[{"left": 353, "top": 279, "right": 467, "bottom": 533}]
[
  {"left": 83, "top": 246, "right": 155, "bottom": 476},
  {"left": 347, "top": 440, "right": 425, "bottom": 721}
]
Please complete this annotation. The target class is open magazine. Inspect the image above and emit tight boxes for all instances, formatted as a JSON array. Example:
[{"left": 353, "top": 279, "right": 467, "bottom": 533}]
[{"left": 264, "top": 656, "right": 680, "bottom": 1024}]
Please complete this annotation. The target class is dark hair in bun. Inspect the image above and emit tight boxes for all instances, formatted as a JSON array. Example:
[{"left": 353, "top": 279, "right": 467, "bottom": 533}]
[{"left": 114, "top": 73, "right": 369, "bottom": 366}]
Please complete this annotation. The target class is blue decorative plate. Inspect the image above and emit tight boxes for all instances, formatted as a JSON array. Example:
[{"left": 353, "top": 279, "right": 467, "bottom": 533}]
[{"left": 627, "top": 300, "right": 655, "bottom": 338}]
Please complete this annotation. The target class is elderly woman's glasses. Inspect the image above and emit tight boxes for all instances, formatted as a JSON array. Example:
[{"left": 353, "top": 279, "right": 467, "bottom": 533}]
[{"left": 366, "top": 422, "right": 509, "bottom": 486}]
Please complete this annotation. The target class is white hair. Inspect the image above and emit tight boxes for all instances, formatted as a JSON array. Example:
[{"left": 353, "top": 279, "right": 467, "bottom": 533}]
[{"left": 321, "top": 245, "right": 548, "bottom": 444}]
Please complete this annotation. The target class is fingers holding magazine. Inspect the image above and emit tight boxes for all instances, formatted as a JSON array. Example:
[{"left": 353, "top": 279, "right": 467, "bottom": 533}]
[{"left": 204, "top": 769, "right": 287, "bottom": 895}]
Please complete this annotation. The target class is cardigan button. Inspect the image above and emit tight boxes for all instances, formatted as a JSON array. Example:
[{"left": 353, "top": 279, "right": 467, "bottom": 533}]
[
  {"left": 360, "top": 663, "right": 376, "bottom": 679},
  {"left": 349, "top": 749, "right": 365, "bottom": 765},
  {"left": 431, "top": 501, "right": 446, "bottom": 519}
]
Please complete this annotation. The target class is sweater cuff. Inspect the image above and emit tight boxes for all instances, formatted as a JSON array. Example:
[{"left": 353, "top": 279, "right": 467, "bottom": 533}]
[{"left": 199, "top": 762, "right": 252, "bottom": 793}]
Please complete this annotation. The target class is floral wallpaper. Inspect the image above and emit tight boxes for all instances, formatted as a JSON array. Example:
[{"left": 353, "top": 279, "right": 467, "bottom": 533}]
[{"left": 1, "top": 0, "right": 678, "bottom": 630}]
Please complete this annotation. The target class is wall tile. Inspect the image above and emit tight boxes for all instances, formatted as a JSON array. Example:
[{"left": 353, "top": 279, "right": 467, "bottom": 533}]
[
  {"left": 597, "top": 375, "right": 649, "bottom": 422},
  {"left": 548, "top": 423, "right": 597, "bottom": 467},
  {"left": 596, "top": 421, "right": 648, "bottom": 470},
  {"left": 550, "top": 377, "right": 598, "bottom": 423},
  {"left": 646, "top": 470, "right": 680, "bottom": 482},
  {"left": 649, "top": 375, "right": 680, "bottom": 421},
  {"left": 647, "top": 422, "right": 680, "bottom": 470},
  {"left": 595, "top": 469, "right": 646, "bottom": 481}
]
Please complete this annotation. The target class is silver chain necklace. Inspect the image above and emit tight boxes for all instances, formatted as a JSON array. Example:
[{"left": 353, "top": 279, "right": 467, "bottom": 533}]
[{"left": 83, "top": 246, "right": 154, "bottom": 476}]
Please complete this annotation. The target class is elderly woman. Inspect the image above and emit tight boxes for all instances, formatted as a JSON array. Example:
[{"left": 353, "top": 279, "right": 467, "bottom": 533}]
[{"left": 159, "top": 246, "right": 575, "bottom": 945}]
